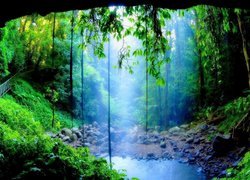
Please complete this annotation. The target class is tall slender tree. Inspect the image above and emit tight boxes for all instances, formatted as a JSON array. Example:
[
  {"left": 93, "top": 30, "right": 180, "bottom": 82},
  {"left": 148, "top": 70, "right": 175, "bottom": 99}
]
[
  {"left": 51, "top": 12, "right": 56, "bottom": 128},
  {"left": 70, "top": 10, "right": 75, "bottom": 127},
  {"left": 81, "top": 30, "right": 85, "bottom": 141},
  {"left": 52, "top": 12, "right": 56, "bottom": 67},
  {"left": 108, "top": 34, "right": 112, "bottom": 167},
  {"left": 145, "top": 6, "right": 149, "bottom": 134},
  {"left": 237, "top": 13, "right": 250, "bottom": 88}
]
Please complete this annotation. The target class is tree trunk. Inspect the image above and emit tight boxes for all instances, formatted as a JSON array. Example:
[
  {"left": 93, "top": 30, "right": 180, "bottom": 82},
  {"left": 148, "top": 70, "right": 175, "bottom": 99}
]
[
  {"left": 237, "top": 13, "right": 250, "bottom": 88},
  {"left": 51, "top": 94, "right": 55, "bottom": 128},
  {"left": 165, "top": 62, "right": 170, "bottom": 128},
  {"left": 69, "top": 10, "right": 75, "bottom": 127},
  {"left": 52, "top": 12, "right": 56, "bottom": 67},
  {"left": 157, "top": 85, "right": 163, "bottom": 128},
  {"left": 81, "top": 31, "right": 85, "bottom": 139},
  {"left": 107, "top": 34, "right": 112, "bottom": 166},
  {"left": 20, "top": 17, "right": 28, "bottom": 33},
  {"left": 194, "top": 11, "right": 205, "bottom": 107}
]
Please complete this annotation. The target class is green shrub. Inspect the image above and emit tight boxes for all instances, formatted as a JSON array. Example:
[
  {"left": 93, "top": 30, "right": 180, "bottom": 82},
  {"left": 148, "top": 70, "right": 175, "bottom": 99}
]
[
  {"left": 0, "top": 89, "right": 125, "bottom": 179},
  {"left": 0, "top": 97, "right": 43, "bottom": 135},
  {"left": 9, "top": 78, "right": 79, "bottom": 130},
  {"left": 220, "top": 151, "right": 250, "bottom": 179},
  {"left": 195, "top": 95, "right": 250, "bottom": 133},
  {"left": 218, "top": 95, "right": 250, "bottom": 133}
]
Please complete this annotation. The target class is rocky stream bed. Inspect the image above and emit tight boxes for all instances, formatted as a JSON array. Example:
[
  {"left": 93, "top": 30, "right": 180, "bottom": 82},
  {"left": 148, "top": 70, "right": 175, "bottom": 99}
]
[{"left": 50, "top": 122, "right": 249, "bottom": 179}]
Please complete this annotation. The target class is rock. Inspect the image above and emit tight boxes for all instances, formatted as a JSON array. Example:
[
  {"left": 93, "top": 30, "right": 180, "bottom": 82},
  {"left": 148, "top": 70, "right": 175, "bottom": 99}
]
[
  {"left": 170, "top": 140, "right": 177, "bottom": 147},
  {"left": 83, "top": 142, "right": 91, "bottom": 147},
  {"left": 62, "top": 136, "right": 71, "bottom": 142},
  {"left": 180, "top": 124, "right": 189, "bottom": 129},
  {"left": 173, "top": 147, "right": 179, "bottom": 152},
  {"left": 218, "top": 170, "right": 227, "bottom": 178},
  {"left": 162, "top": 151, "right": 172, "bottom": 159},
  {"left": 71, "top": 134, "right": 78, "bottom": 142},
  {"left": 179, "top": 158, "right": 189, "bottom": 163},
  {"left": 93, "top": 121, "right": 99, "bottom": 128},
  {"left": 149, "top": 137, "right": 160, "bottom": 144},
  {"left": 61, "top": 128, "right": 73, "bottom": 137},
  {"left": 47, "top": 132, "right": 56, "bottom": 138},
  {"left": 138, "top": 135, "right": 147, "bottom": 144},
  {"left": 194, "top": 150, "right": 200, "bottom": 158},
  {"left": 199, "top": 124, "right": 209, "bottom": 131},
  {"left": 193, "top": 138, "right": 200, "bottom": 144},
  {"left": 58, "top": 133, "right": 65, "bottom": 139},
  {"left": 180, "top": 138, "right": 186, "bottom": 141},
  {"left": 199, "top": 137, "right": 205, "bottom": 142},
  {"left": 184, "top": 149, "right": 190, "bottom": 153},
  {"left": 74, "top": 131, "right": 82, "bottom": 138},
  {"left": 238, "top": 147, "right": 246, "bottom": 156},
  {"left": 188, "top": 156, "right": 196, "bottom": 163},
  {"left": 154, "top": 126, "right": 160, "bottom": 132},
  {"left": 232, "top": 159, "right": 242, "bottom": 167},
  {"left": 147, "top": 153, "right": 155, "bottom": 159},
  {"left": 186, "top": 138, "right": 194, "bottom": 144},
  {"left": 205, "top": 155, "right": 213, "bottom": 161},
  {"left": 169, "top": 126, "right": 181, "bottom": 134},
  {"left": 160, "top": 141, "right": 166, "bottom": 148},
  {"left": 182, "top": 144, "right": 191, "bottom": 150},
  {"left": 212, "top": 134, "right": 235, "bottom": 155},
  {"left": 160, "top": 131, "right": 168, "bottom": 135},
  {"left": 71, "top": 127, "right": 79, "bottom": 133}
]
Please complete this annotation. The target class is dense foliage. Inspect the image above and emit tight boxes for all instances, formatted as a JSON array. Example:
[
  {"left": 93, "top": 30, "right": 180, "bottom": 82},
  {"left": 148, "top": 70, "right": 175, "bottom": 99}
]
[
  {"left": 223, "top": 151, "right": 250, "bottom": 179},
  {"left": 0, "top": 79, "right": 125, "bottom": 179},
  {"left": 0, "top": 4, "right": 249, "bottom": 179}
]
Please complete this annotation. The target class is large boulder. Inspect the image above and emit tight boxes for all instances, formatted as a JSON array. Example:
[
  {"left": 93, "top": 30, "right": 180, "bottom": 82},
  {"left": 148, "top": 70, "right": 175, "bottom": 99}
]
[
  {"left": 74, "top": 131, "right": 83, "bottom": 138},
  {"left": 71, "top": 127, "right": 79, "bottom": 133},
  {"left": 62, "top": 136, "right": 71, "bottom": 143},
  {"left": 168, "top": 126, "right": 181, "bottom": 134},
  {"left": 212, "top": 134, "right": 235, "bottom": 155},
  {"left": 70, "top": 134, "right": 78, "bottom": 142},
  {"left": 61, "top": 128, "right": 73, "bottom": 137}
]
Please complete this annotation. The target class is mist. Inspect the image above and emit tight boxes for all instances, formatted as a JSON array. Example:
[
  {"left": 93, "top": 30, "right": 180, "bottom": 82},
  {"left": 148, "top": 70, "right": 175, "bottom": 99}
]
[{"left": 71, "top": 10, "right": 198, "bottom": 132}]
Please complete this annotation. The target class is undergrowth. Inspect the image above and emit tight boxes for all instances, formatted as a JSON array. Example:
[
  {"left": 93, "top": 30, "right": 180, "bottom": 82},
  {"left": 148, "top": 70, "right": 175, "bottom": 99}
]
[
  {"left": 220, "top": 152, "right": 250, "bottom": 179},
  {"left": 195, "top": 94, "right": 250, "bottom": 133},
  {"left": 10, "top": 78, "right": 80, "bottom": 131},
  {"left": 196, "top": 95, "right": 250, "bottom": 179},
  {"left": 0, "top": 78, "right": 125, "bottom": 179}
]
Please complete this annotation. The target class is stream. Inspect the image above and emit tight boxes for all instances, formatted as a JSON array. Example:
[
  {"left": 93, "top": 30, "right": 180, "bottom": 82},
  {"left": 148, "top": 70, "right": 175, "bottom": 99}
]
[{"left": 108, "top": 156, "right": 206, "bottom": 180}]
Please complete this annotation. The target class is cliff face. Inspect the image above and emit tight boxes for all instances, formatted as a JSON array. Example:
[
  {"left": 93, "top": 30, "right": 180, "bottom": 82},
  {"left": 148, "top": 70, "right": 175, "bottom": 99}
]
[{"left": 0, "top": 0, "right": 249, "bottom": 27}]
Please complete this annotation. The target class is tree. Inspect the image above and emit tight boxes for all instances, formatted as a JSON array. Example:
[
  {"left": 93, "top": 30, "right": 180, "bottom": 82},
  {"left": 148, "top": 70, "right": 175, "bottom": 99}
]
[
  {"left": 236, "top": 11, "right": 250, "bottom": 88},
  {"left": 69, "top": 10, "right": 75, "bottom": 126}
]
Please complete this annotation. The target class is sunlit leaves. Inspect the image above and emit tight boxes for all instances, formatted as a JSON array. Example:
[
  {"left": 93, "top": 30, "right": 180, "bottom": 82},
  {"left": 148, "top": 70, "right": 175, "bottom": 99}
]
[{"left": 76, "top": 6, "right": 172, "bottom": 82}]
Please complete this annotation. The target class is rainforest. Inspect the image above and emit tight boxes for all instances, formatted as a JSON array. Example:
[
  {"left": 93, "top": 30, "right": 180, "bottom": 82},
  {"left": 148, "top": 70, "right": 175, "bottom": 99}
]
[{"left": 0, "top": 3, "right": 249, "bottom": 180}]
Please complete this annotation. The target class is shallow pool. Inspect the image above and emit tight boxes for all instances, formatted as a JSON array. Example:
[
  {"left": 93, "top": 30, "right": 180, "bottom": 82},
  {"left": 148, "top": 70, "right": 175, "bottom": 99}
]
[{"left": 109, "top": 156, "right": 206, "bottom": 180}]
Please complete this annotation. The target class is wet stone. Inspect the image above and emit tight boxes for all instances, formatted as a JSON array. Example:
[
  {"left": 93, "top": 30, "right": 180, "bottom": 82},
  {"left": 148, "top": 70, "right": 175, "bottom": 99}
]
[
  {"left": 193, "top": 138, "right": 200, "bottom": 144},
  {"left": 160, "top": 141, "right": 167, "bottom": 148},
  {"left": 186, "top": 138, "right": 194, "bottom": 144}
]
